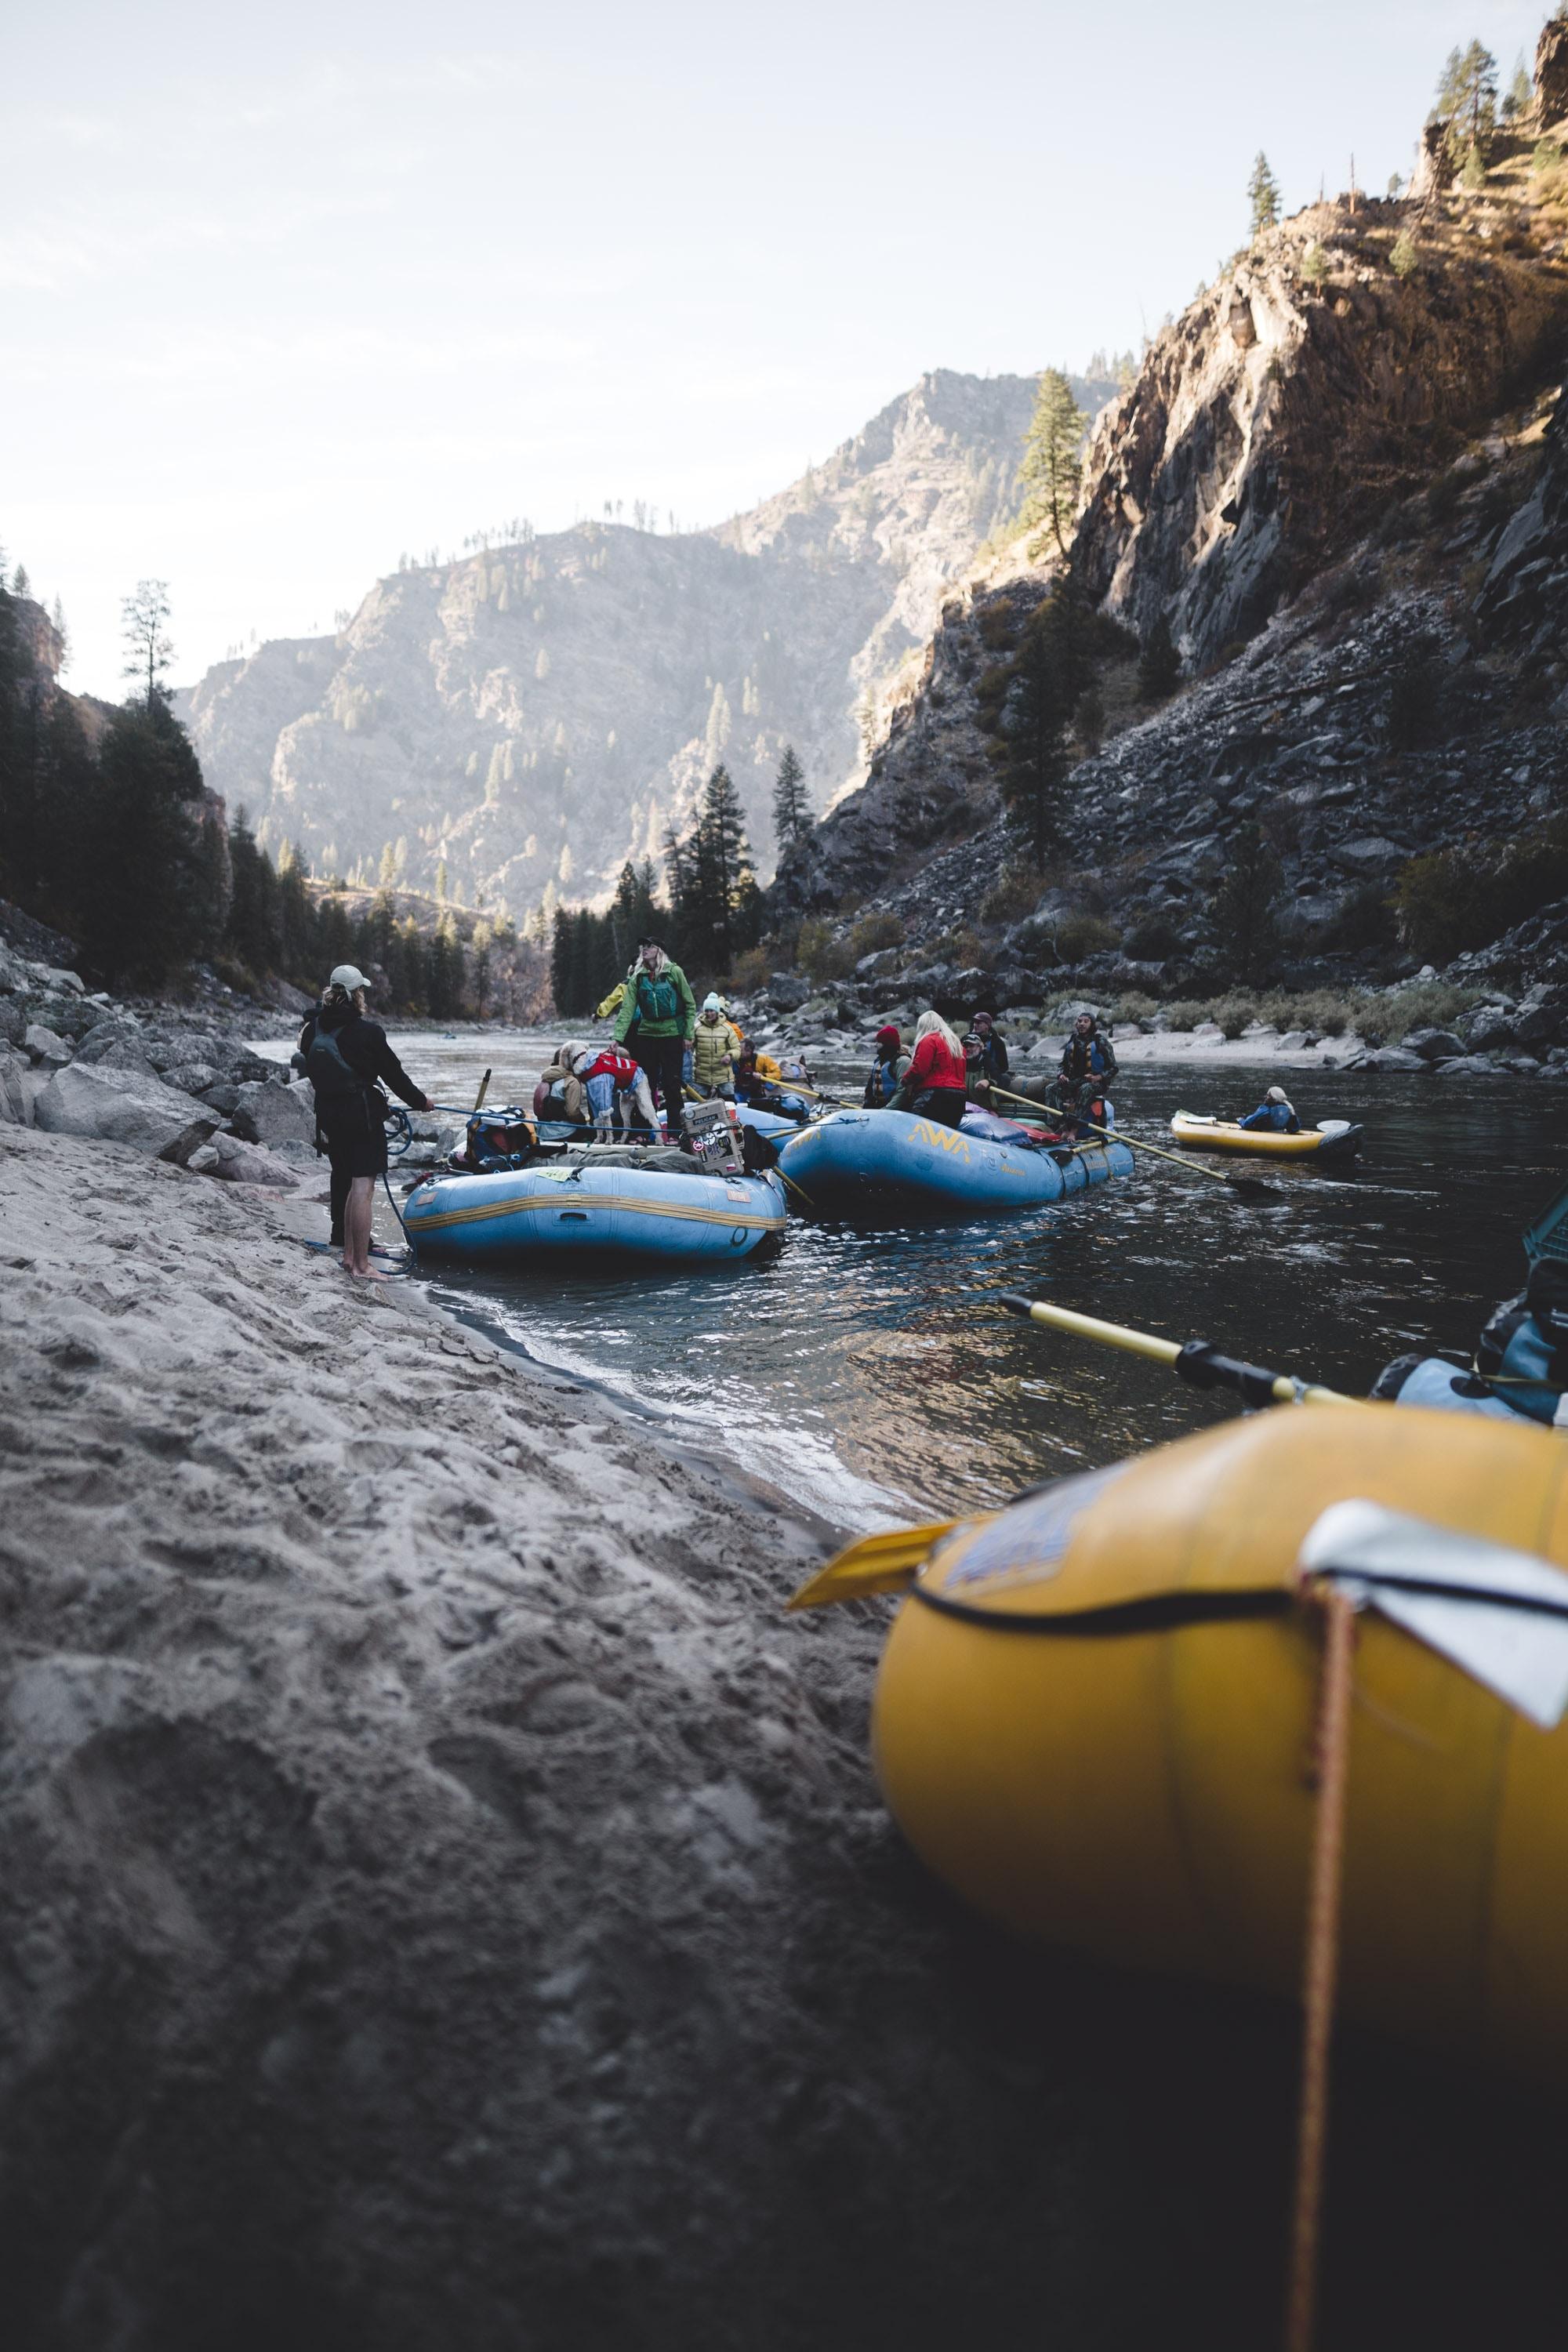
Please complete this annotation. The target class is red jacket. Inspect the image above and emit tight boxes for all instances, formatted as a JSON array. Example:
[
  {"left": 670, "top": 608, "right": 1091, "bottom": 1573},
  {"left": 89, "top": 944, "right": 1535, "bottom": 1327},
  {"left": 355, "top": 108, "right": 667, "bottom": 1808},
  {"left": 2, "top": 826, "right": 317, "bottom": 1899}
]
[{"left": 908, "top": 1030, "right": 966, "bottom": 1090}]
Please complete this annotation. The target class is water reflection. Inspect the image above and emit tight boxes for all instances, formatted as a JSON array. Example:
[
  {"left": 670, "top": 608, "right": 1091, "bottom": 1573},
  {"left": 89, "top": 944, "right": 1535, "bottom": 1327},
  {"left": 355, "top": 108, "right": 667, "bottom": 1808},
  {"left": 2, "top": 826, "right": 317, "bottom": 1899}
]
[{"left": 263, "top": 1025, "right": 1564, "bottom": 1531}]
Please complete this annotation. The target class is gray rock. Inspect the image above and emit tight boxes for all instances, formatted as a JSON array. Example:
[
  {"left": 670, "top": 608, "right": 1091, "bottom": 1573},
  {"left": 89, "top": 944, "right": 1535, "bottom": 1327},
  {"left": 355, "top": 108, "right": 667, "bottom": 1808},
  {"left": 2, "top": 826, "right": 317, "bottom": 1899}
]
[
  {"left": 72, "top": 1022, "right": 141, "bottom": 1065},
  {"left": 268, "top": 978, "right": 315, "bottom": 1017},
  {"left": 1400, "top": 1027, "right": 1466, "bottom": 1062},
  {"left": 1461, "top": 1011, "right": 1515, "bottom": 1054},
  {"left": 201, "top": 1083, "right": 243, "bottom": 1115},
  {"left": 1515, "top": 1004, "right": 1566, "bottom": 1047},
  {"left": 766, "top": 974, "right": 811, "bottom": 1011},
  {"left": 185, "top": 1142, "right": 221, "bottom": 1173},
  {"left": 163, "top": 1062, "right": 222, "bottom": 1098},
  {"left": 230, "top": 1080, "right": 318, "bottom": 1151},
  {"left": 0, "top": 1000, "right": 24, "bottom": 1047},
  {"left": 38, "top": 965, "right": 85, "bottom": 995},
  {"left": 209, "top": 1132, "right": 301, "bottom": 1187},
  {"left": 1330, "top": 837, "right": 1408, "bottom": 876},
  {"left": 93, "top": 1036, "right": 163, "bottom": 1082},
  {"left": 0, "top": 1052, "right": 27, "bottom": 1124},
  {"left": 33, "top": 1063, "right": 220, "bottom": 1163},
  {"left": 1356, "top": 1048, "right": 1429, "bottom": 1073},
  {"left": 24, "top": 1023, "right": 71, "bottom": 1068}
]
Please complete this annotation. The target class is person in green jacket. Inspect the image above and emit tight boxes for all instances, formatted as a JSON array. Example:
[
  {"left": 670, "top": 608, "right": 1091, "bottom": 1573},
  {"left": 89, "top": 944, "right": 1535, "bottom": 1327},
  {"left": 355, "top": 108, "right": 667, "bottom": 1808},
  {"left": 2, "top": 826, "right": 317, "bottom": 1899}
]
[{"left": 614, "top": 935, "right": 697, "bottom": 1139}]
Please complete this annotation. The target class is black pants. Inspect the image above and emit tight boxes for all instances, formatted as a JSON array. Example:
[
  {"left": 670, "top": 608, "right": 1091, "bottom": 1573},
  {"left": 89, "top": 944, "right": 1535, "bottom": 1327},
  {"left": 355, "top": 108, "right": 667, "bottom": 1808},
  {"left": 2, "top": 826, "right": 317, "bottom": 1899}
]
[
  {"left": 908, "top": 1086, "right": 965, "bottom": 1127},
  {"left": 633, "top": 1037, "right": 686, "bottom": 1136},
  {"left": 328, "top": 1161, "right": 350, "bottom": 1245}
]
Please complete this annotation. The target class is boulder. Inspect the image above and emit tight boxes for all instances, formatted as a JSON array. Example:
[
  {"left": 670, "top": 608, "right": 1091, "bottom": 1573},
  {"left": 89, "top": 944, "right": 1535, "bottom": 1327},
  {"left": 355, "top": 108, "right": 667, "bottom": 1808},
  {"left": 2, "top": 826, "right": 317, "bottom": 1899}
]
[
  {"left": 1356, "top": 1048, "right": 1428, "bottom": 1073},
  {"left": 1514, "top": 1004, "right": 1567, "bottom": 1048},
  {"left": 24, "top": 1022, "right": 71, "bottom": 1068},
  {"left": 208, "top": 1132, "right": 301, "bottom": 1188},
  {"left": 230, "top": 1080, "right": 318, "bottom": 1151},
  {"left": 1461, "top": 1011, "right": 1515, "bottom": 1054},
  {"left": 201, "top": 1083, "right": 243, "bottom": 1116},
  {"left": 163, "top": 1062, "right": 222, "bottom": 1098},
  {"left": 767, "top": 973, "right": 811, "bottom": 1011},
  {"left": 72, "top": 1021, "right": 143, "bottom": 1065},
  {"left": 0, "top": 1051, "right": 27, "bottom": 1125},
  {"left": 1330, "top": 837, "right": 1408, "bottom": 876},
  {"left": 38, "top": 965, "right": 85, "bottom": 995},
  {"left": 267, "top": 978, "right": 314, "bottom": 1017},
  {"left": 33, "top": 1063, "right": 220, "bottom": 1163},
  {"left": 1400, "top": 1027, "right": 1466, "bottom": 1062},
  {"left": 94, "top": 1036, "right": 163, "bottom": 1082},
  {"left": 0, "top": 1000, "right": 24, "bottom": 1047}
]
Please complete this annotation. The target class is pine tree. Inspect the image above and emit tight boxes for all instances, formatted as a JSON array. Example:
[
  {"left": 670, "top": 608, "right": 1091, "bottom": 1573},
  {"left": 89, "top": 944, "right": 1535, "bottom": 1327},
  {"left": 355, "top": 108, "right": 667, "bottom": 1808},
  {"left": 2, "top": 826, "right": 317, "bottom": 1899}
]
[
  {"left": 50, "top": 593, "right": 70, "bottom": 673},
  {"left": 78, "top": 698, "right": 216, "bottom": 984},
  {"left": 550, "top": 906, "right": 575, "bottom": 1015},
  {"left": 1018, "top": 369, "right": 1089, "bottom": 557},
  {"left": 1434, "top": 40, "right": 1498, "bottom": 160},
  {"left": 121, "top": 579, "right": 174, "bottom": 707},
  {"left": 1247, "top": 151, "right": 1281, "bottom": 238},
  {"left": 1001, "top": 619, "right": 1072, "bottom": 868},
  {"left": 1502, "top": 53, "right": 1532, "bottom": 120},
  {"left": 1138, "top": 614, "right": 1181, "bottom": 702},
  {"left": 1210, "top": 823, "right": 1283, "bottom": 986},
  {"left": 12, "top": 564, "right": 30, "bottom": 600},
  {"left": 771, "top": 743, "right": 811, "bottom": 854}
]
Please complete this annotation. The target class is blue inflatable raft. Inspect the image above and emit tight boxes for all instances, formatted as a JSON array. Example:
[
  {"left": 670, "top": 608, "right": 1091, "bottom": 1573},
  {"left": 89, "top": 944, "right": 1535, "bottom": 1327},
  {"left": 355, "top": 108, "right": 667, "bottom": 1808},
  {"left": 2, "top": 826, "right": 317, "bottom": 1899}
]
[
  {"left": 773, "top": 1107, "right": 1135, "bottom": 1220},
  {"left": 402, "top": 1160, "right": 788, "bottom": 1263}
]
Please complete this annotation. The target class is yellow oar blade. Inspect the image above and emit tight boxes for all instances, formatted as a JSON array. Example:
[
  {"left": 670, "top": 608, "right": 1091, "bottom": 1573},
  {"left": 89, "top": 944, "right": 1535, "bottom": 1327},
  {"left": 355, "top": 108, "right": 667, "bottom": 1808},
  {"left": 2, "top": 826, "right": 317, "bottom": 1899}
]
[{"left": 786, "top": 1518, "right": 980, "bottom": 1610}]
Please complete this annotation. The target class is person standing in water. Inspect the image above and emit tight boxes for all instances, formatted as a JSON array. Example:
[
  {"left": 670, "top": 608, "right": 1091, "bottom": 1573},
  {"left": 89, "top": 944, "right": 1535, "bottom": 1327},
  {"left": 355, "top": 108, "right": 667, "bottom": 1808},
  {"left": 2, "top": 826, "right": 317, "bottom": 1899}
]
[{"left": 303, "top": 966, "right": 433, "bottom": 1280}]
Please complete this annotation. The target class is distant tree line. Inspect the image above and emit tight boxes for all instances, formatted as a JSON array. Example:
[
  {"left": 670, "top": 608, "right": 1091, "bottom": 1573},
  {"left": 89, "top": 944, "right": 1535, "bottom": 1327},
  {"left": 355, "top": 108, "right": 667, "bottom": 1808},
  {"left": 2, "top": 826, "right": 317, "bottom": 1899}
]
[
  {"left": 550, "top": 745, "right": 814, "bottom": 1017},
  {"left": 0, "top": 561, "right": 505, "bottom": 1014}
]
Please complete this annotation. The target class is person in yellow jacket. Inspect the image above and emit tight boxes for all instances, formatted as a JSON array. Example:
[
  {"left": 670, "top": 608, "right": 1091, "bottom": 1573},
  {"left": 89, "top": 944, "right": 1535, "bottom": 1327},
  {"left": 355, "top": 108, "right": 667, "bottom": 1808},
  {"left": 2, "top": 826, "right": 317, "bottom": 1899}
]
[
  {"left": 593, "top": 980, "right": 626, "bottom": 1022},
  {"left": 691, "top": 993, "right": 743, "bottom": 1096}
]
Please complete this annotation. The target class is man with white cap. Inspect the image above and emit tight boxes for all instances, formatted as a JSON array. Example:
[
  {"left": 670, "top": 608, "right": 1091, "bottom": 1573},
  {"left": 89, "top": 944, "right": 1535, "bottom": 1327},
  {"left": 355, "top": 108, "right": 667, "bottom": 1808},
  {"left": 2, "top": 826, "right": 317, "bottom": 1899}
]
[
  {"left": 1236, "top": 1083, "right": 1301, "bottom": 1134},
  {"left": 299, "top": 965, "right": 434, "bottom": 1279}
]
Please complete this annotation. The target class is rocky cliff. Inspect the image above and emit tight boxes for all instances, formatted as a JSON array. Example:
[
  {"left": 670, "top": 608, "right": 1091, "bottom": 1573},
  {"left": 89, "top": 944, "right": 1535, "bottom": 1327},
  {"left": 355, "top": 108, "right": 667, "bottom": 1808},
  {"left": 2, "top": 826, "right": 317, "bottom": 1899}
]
[
  {"left": 771, "top": 117, "right": 1568, "bottom": 1011},
  {"left": 177, "top": 369, "right": 1113, "bottom": 916}
]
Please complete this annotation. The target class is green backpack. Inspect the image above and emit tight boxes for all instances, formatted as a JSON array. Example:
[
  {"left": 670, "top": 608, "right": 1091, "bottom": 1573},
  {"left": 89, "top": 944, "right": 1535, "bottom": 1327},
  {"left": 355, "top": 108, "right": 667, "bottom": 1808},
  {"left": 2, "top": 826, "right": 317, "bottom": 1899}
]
[{"left": 637, "top": 970, "right": 681, "bottom": 1024}]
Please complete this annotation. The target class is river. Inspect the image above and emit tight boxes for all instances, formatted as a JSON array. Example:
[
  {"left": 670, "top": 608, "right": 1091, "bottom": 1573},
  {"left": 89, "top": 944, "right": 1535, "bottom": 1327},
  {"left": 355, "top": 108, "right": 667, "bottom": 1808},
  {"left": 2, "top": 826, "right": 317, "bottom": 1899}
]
[{"left": 263, "top": 1026, "right": 1564, "bottom": 1534}]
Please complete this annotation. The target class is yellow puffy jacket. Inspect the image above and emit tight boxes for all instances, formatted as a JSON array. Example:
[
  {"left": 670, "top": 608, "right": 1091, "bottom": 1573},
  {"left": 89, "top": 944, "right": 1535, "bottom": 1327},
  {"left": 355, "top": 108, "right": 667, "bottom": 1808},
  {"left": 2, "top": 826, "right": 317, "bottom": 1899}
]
[{"left": 692, "top": 1018, "right": 742, "bottom": 1090}]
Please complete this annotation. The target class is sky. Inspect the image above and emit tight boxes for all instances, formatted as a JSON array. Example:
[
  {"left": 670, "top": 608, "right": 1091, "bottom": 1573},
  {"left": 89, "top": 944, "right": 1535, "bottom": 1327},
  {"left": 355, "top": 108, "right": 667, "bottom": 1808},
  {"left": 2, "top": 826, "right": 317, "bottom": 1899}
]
[{"left": 5, "top": 0, "right": 1554, "bottom": 697}]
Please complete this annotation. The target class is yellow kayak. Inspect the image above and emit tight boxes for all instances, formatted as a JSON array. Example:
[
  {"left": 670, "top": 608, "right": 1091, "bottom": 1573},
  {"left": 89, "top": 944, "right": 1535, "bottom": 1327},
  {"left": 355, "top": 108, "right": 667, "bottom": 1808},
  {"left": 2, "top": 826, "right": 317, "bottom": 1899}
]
[
  {"left": 792, "top": 1405, "right": 1568, "bottom": 2082},
  {"left": 1171, "top": 1111, "right": 1363, "bottom": 1160}
]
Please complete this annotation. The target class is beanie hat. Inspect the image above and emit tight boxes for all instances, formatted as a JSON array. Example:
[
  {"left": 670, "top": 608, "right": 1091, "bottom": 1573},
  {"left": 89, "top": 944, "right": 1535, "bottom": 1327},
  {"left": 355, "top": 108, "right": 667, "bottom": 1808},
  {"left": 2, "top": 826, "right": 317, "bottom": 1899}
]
[
  {"left": 875, "top": 1024, "right": 902, "bottom": 1049},
  {"left": 702, "top": 992, "right": 723, "bottom": 1013}
]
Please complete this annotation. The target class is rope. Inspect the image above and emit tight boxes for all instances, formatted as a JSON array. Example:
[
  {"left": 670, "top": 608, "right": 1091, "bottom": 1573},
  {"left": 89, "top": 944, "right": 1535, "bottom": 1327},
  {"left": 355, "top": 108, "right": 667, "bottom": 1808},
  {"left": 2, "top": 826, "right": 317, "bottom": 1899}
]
[{"left": 1284, "top": 1581, "right": 1357, "bottom": 2352}]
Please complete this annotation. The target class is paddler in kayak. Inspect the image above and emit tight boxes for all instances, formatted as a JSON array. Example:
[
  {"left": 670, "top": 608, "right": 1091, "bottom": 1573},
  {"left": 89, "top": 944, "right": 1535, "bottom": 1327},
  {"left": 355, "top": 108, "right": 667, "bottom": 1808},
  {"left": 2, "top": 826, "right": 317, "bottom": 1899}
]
[{"left": 1236, "top": 1084, "right": 1300, "bottom": 1134}]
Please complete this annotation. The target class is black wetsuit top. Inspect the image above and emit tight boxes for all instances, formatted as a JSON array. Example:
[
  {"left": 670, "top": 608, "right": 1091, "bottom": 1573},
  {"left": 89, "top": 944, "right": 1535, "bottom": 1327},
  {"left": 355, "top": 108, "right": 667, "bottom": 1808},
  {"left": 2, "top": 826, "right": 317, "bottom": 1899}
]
[{"left": 299, "top": 1006, "right": 426, "bottom": 1109}]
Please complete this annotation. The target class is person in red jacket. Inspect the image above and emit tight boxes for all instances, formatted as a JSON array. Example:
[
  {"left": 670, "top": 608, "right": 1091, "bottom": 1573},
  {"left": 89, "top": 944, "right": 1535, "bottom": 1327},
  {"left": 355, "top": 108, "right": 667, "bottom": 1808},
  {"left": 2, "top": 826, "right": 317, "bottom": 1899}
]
[{"left": 889, "top": 1009, "right": 968, "bottom": 1128}]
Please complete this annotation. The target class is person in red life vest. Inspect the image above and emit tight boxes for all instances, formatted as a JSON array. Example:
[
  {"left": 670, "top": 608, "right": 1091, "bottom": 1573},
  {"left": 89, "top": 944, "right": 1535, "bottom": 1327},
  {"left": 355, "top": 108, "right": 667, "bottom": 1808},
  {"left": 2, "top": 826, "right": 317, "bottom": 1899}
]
[{"left": 888, "top": 1009, "right": 967, "bottom": 1128}]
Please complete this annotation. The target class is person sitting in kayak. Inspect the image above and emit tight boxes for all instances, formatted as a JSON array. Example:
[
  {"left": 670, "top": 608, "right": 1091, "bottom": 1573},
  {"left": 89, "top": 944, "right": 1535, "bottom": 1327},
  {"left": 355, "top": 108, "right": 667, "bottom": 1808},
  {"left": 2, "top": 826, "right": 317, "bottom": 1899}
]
[
  {"left": 889, "top": 1010, "right": 968, "bottom": 1129},
  {"left": 692, "top": 993, "right": 743, "bottom": 1098},
  {"left": 1237, "top": 1085, "right": 1300, "bottom": 1134},
  {"left": 864, "top": 1024, "right": 911, "bottom": 1107},
  {"left": 964, "top": 1010, "right": 1010, "bottom": 1102}
]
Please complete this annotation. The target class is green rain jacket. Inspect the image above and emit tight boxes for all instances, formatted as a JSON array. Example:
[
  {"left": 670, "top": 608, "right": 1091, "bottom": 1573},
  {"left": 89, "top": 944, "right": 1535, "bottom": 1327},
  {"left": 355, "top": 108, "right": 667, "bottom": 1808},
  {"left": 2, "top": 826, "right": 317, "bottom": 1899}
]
[{"left": 614, "top": 956, "right": 697, "bottom": 1046}]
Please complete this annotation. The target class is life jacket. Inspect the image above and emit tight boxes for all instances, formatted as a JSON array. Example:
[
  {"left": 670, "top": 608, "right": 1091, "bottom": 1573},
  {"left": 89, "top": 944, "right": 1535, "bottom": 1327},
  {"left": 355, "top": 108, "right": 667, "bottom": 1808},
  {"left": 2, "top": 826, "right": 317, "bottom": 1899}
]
[
  {"left": 1473, "top": 1261, "right": 1568, "bottom": 1425},
  {"left": 633, "top": 967, "right": 681, "bottom": 1025},
  {"left": 872, "top": 1055, "right": 904, "bottom": 1105},
  {"left": 584, "top": 1048, "right": 640, "bottom": 1087},
  {"left": 1065, "top": 1033, "right": 1112, "bottom": 1083}
]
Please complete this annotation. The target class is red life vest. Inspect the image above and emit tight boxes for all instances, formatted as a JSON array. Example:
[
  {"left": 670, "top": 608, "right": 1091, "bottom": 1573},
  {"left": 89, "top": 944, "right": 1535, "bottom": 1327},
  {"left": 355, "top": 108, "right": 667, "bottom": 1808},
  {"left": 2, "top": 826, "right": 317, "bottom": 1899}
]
[{"left": 584, "top": 1049, "right": 640, "bottom": 1086}]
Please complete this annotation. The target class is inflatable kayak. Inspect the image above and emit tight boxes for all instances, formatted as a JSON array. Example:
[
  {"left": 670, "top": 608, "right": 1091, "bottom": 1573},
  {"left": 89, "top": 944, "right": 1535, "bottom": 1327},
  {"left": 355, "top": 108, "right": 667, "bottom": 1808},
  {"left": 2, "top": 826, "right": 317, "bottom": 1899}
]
[
  {"left": 792, "top": 1403, "right": 1568, "bottom": 2083},
  {"left": 1171, "top": 1112, "right": 1363, "bottom": 1160},
  {"left": 403, "top": 1159, "right": 787, "bottom": 1262},
  {"left": 774, "top": 1106, "right": 1134, "bottom": 1220}
]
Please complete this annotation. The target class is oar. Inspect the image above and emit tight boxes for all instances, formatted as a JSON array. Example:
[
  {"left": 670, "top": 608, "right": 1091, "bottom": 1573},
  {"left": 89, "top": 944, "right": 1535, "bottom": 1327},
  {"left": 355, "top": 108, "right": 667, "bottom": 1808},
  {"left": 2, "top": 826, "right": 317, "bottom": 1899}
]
[
  {"left": 473, "top": 1066, "right": 492, "bottom": 1113},
  {"left": 999, "top": 1293, "right": 1355, "bottom": 1408},
  {"left": 982, "top": 1081, "right": 1278, "bottom": 1198}
]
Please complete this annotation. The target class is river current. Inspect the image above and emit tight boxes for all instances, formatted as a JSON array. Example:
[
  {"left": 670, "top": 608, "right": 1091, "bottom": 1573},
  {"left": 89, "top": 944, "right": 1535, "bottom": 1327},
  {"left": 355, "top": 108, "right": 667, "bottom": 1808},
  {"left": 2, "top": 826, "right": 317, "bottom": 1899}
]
[{"left": 262, "top": 1026, "right": 1564, "bottom": 1534}]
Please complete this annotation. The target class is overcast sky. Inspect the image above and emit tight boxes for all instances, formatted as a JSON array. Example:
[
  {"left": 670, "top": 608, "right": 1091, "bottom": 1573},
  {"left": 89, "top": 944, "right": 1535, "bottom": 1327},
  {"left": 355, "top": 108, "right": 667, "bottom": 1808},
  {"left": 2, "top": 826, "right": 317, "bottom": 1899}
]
[{"left": 5, "top": 0, "right": 1552, "bottom": 697}]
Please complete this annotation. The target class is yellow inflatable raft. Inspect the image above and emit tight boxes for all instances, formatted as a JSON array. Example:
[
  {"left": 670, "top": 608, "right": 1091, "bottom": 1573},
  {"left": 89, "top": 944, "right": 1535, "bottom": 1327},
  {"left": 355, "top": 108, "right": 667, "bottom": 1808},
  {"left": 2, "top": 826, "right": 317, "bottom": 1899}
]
[
  {"left": 793, "top": 1406, "right": 1568, "bottom": 2082},
  {"left": 1171, "top": 1112, "right": 1362, "bottom": 1160}
]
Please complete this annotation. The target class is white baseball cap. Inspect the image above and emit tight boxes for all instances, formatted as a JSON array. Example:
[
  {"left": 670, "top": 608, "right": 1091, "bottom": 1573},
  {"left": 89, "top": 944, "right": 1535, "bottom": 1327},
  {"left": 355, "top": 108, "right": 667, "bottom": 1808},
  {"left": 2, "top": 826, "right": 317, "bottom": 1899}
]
[{"left": 328, "top": 964, "right": 371, "bottom": 993}]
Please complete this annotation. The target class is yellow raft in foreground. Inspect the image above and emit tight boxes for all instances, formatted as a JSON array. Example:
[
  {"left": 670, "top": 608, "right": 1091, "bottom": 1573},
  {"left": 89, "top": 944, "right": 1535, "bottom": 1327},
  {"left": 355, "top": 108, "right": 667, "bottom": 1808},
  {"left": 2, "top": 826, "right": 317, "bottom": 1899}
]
[
  {"left": 1171, "top": 1111, "right": 1363, "bottom": 1160},
  {"left": 793, "top": 1406, "right": 1568, "bottom": 2082}
]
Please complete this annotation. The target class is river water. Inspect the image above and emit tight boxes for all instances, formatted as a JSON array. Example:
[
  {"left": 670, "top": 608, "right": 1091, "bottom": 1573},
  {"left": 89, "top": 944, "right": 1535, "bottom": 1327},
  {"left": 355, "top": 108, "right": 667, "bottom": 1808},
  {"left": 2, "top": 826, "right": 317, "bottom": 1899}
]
[{"left": 263, "top": 1026, "right": 1564, "bottom": 1534}]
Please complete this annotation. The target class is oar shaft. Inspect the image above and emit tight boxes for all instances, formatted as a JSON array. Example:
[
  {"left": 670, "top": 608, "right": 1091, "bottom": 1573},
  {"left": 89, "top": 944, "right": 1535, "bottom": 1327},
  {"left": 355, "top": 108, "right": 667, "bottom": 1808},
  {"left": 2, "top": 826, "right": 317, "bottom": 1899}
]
[
  {"left": 983, "top": 1083, "right": 1234, "bottom": 1187},
  {"left": 473, "top": 1066, "right": 492, "bottom": 1113},
  {"left": 999, "top": 1294, "right": 1356, "bottom": 1409}
]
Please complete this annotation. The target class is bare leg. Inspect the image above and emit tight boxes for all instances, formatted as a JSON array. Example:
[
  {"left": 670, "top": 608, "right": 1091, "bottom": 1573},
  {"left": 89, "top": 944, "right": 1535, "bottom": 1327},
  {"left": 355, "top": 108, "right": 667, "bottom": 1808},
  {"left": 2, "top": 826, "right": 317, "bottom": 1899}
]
[{"left": 343, "top": 1177, "right": 389, "bottom": 1279}]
